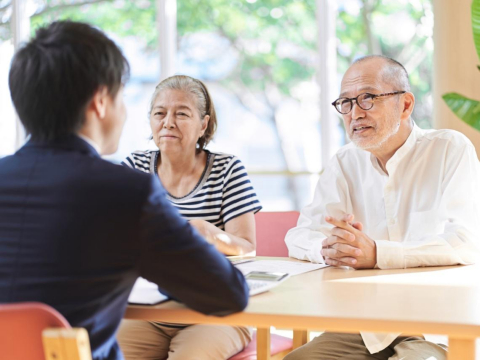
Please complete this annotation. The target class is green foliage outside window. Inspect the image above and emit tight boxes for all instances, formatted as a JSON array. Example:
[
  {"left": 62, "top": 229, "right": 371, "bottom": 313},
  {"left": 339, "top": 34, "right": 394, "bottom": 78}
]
[{"left": 0, "top": 0, "right": 434, "bottom": 130}]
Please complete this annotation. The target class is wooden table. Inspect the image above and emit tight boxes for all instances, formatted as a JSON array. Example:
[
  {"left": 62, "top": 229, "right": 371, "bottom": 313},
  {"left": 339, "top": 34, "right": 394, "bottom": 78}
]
[{"left": 125, "top": 258, "right": 480, "bottom": 360}]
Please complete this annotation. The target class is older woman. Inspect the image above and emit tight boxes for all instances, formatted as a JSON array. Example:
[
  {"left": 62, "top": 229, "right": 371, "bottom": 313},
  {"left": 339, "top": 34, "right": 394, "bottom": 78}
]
[{"left": 118, "top": 75, "right": 261, "bottom": 360}]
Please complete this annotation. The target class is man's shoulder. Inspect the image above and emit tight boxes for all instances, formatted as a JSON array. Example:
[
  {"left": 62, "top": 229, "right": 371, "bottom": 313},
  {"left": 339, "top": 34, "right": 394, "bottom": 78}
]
[
  {"left": 1, "top": 146, "right": 155, "bottom": 189},
  {"left": 334, "top": 142, "right": 369, "bottom": 162},
  {"left": 0, "top": 154, "right": 13, "bottom": 166},
  {"left": 59, "top": 157, "right": 158, "bottom": 216},
  {"left": 419, "top": 128, "right": 474, "bottom": 150},
  {"left": 321, "top": 143, "right": 370, "bottom": 177},
  {"left": 336, "top": 142, "right": 360, "bottom": 154},
  {"left": 89, "top": 156, "right": 155, "bottom": 190}
]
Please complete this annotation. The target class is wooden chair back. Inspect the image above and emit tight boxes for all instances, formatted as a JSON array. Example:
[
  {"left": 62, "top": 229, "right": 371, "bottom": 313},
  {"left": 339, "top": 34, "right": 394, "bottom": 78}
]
[{"left": 0, "top": 302, "right": 91, "bottom": 360}]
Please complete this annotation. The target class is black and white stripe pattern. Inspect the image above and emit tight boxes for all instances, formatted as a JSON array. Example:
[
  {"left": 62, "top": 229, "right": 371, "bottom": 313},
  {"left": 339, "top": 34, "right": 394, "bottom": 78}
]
[{"left": 122, "top": 150, "right": 262, "bottom": 229}]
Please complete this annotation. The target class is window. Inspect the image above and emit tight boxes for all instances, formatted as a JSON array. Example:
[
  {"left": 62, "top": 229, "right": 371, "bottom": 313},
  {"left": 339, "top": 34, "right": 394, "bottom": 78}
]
[
  {"left": 29, "top": 0, "right": 162, "bottom": 162},
  {"left": 0, "top": 0, "right": 16, "bottom": 156},
  {"left": 337, "top": 0, "right": 433, "bottom": 128},
  {"left": 1, "top": 0, "right": 434, "bottom": 209},
  {"left": 176, "top": 0, "right": 324, "bottom": 210}
]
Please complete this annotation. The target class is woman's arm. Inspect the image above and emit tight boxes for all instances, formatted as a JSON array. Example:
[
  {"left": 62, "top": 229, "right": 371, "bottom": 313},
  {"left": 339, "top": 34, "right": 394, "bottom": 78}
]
[{"left": 190, "top": 212, "right": 256, "bottom": 256}]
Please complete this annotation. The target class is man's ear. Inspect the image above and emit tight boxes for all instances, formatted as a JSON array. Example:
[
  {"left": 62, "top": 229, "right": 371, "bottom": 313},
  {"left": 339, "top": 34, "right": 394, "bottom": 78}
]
[
  {"left": 401, "top": 92, "right": 415, "bottom": 120},
  {"left": 89, "top": 86, "right": 109, "bottom": 120}
]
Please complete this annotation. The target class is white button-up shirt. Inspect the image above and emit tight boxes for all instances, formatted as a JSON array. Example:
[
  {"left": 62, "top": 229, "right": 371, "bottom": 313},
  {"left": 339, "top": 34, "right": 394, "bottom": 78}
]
[{"left": 285, "top": 124, "right": 480, "bottom": 353}]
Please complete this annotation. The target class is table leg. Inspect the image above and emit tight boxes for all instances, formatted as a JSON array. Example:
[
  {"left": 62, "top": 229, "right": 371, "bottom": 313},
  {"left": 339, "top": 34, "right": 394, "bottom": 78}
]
[
  {"left": 448, "top": 337, "right": 475, "bottom": 360},
  {"left": 256, "top": 327, "right": 271, "bottom": 360},
  {"left": 292, "top": 329, "right": 308, "bottom": 349}
]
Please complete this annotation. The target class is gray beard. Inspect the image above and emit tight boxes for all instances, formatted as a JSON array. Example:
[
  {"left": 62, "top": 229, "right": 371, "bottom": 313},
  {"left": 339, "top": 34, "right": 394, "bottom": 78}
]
[{"left": 350, "top": 121, "right": 401, "bottom": 151}]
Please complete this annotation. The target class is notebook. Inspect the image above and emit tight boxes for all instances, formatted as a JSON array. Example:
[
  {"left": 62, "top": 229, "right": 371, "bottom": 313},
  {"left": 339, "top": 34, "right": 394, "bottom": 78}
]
[{"left": 128, "top": 277, "right": 169, "bottom": 305}]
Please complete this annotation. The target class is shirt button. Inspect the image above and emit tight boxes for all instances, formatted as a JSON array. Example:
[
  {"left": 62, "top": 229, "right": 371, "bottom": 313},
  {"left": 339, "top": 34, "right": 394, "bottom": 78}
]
[{"left": 388, "top": 218, "right": 396, "bottom": 225}]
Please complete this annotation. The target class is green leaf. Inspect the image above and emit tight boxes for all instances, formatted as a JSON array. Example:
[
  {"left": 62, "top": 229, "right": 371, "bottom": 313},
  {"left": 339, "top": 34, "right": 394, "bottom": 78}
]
[
  {"left": 473, "top": 0, "right": 480, "bottom": 62},
  {"left": 443, "top": 92, "right": 480, "bottom": 130}
]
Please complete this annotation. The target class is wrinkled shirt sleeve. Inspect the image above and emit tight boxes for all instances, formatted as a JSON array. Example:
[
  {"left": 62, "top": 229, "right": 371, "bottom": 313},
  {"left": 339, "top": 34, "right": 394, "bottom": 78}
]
[{"left": 285, "top": 159, "right": 351, "bottom": 263}]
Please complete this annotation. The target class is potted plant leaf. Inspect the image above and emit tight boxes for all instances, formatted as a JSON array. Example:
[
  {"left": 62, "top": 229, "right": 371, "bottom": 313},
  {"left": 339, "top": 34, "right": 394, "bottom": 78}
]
[{"left": 443, "top": 0, "right": 480, "bottom": 128}]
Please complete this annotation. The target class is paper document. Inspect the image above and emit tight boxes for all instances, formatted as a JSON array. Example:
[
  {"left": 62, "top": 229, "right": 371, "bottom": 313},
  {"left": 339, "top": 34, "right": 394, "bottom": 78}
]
[
  {"left": 236, "top": 260, "right": 328, "bottom": 277},
  {"left": 230, "top": 258, "right": 255, "bottom": 265},
  {"left": 128, "top": 277, "right": 169, "bottom": 305}
]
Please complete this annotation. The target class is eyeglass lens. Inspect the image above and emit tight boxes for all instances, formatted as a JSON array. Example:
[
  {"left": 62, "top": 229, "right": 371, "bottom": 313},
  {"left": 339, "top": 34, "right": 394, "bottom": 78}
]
[{"left": 336, "top": 93, "right": 374, "bottom": 114}]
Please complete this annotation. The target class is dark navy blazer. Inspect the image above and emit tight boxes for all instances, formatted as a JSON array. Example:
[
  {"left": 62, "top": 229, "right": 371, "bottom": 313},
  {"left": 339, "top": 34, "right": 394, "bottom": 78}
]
[{"left": 0, "top": 135, "right": 249, "bottom": 360}]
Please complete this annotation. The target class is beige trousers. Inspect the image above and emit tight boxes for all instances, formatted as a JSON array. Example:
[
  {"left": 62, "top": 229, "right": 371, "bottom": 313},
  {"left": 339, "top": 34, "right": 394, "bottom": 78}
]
[
  {"left": 283, "top": 332, "right": 448, "bottom": 360},
  {"left": 117, "top": 319, "right": 252, "bottom": 360}
]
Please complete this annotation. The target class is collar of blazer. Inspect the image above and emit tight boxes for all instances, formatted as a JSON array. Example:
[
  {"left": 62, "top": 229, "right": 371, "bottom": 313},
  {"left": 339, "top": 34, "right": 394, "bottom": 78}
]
[{"left": 18, "top": 134, "right": 100, "bottom": 158}]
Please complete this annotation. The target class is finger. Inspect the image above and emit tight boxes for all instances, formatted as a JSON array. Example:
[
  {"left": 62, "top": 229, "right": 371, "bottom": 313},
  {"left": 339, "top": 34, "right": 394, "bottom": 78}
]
[
  {"left": 325, "top": 257, "right": 356, "bottom": 267},
  {"left": 331, "top": 227, "right": 355, "bottom": 242},
  {"left": 322, "top": 235, "right": 334, "bottom": 247},
  {"left": 352, "top": 221, "right": 364, "bottom": 231},
  {"left": 322, "top": 248, "right": 358, "bottom": 266},
  {"left": 331, "top": 242, "right": 362, "bottom": 257},
  {"left": 321, "top": 247, "right": 338, "bottom": 259},
  {"left": 322, "top": 235, "right": 337, "bottom": 248},
  {"left": 325, "top": 215, "right": 356, "bottom": 233},
  {"left": 321, "top": 247, "right": 357, "bottom": 263},
  {"left": 342, "top": 213, "right": 354, "bottom": 223},
  {"left": 322, "top": 235, "right": 350, "bottom": 247}
]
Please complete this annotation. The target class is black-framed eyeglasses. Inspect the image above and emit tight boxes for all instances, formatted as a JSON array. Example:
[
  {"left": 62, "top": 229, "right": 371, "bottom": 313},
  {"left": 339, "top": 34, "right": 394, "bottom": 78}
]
[{"left": 331, "top": 91, "right": 406, "bottom": 114}]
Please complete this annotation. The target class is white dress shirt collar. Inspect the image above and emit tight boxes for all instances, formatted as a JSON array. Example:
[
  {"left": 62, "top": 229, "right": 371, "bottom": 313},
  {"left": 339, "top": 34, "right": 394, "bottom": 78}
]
[{"left": 369, "top": 122, "right": 421, "bottom": 176}]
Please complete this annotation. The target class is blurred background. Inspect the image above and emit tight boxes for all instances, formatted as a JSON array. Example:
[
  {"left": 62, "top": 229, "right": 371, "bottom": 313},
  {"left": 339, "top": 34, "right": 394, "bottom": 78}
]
[{"left": 0, "top": 0, "right": 434, "bottom": 210}]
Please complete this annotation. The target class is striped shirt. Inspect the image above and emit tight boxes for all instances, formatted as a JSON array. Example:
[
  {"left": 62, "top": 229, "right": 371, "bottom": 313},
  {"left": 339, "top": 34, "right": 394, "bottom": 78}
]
[{"left": 122, "top": 150, "right": 262, "bottom": 229}]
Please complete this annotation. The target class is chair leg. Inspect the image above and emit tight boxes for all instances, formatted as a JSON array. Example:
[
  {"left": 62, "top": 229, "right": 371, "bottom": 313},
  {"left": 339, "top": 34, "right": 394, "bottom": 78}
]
[
  {"left": 448, "top": 337, "right": 475, "bottom": 360},
  {"left": 256, "top": 327, "right": 271, "bottom": 360},
  {"left": 271, "top": 349, "right": 293, "bottom": 360},
  {"left": 292, "top": 329, "right": 308, "bottom": 349},
  {"left": 43, "top": 328, "right": 92, "bottom": 360}
]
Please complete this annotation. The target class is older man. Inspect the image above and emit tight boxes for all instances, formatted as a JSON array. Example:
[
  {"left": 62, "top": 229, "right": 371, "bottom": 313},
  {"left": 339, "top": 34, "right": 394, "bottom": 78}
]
[{"left": 284, "top": 55, "right": 480, "bottom": 359}]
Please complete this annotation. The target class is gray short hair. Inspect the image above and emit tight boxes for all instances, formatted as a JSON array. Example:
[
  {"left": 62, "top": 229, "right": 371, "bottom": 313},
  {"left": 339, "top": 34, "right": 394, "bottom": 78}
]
[
  {"left": 149, "top": 75, "right": 217, "bottom": 151},
  {"left": 353, "top": 55, "right": 411, "bottom": 92}
]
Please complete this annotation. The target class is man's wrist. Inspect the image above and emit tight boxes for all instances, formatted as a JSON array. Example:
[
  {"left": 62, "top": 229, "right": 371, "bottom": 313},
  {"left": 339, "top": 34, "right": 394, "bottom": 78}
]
[{"left": 370, "top": 239, "right": 378, "bottom": 268}]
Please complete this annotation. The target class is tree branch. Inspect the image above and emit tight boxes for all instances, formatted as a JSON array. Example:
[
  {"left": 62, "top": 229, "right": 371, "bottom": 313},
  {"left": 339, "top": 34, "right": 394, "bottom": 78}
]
[
  {"left": 31, "top": 0, "right": 111, "bottom": 18},
  {"left": 0, "top": 3, "right": 11, "bottom": 13},
  {"left": 0, "top": 0, "right": 111, "bottom": 27},
  {"left": 361, "top": 0, "right": 382, "bottom": 54}
]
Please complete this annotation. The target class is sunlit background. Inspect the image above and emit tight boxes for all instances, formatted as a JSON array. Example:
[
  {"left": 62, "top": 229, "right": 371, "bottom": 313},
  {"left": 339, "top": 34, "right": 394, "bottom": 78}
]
[{"left": 0, "top": 0, "right": 434, "bottom": 210}]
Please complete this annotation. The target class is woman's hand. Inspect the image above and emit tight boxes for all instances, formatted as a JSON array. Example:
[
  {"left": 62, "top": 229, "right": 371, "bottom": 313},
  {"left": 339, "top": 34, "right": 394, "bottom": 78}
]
[{"left": 189, "top": 213, "right": 256, "bottom": 256}]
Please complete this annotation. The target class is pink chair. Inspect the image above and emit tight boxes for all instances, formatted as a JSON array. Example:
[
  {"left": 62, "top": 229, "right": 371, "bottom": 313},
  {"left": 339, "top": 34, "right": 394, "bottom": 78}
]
[
  {"left": 0, "top": 302, "right": 91, "bottom": 360},
  {"left": 255, "top": 211, "right": 300, "bottom": 257},
  {"left": 229, "top": 331, "right": 293, "bottom": 360},
  {"left": 229, "top": 211, "right": 300, "bottom": 360}
]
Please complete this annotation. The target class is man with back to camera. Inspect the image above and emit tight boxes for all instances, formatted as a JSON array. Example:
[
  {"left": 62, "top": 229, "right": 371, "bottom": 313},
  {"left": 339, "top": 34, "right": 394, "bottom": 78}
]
[
  {"left": 284, "top": 55, "right": 480, "bottom": 359},
  {"left": 0, "top": 21, "right": 249, "bottom": 360}
]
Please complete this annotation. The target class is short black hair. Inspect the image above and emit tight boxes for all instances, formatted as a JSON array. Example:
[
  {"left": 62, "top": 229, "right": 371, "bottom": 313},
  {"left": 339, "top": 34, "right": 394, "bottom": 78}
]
[{"left": 9, "top": 21, "right": 130, "bottom": 141}]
